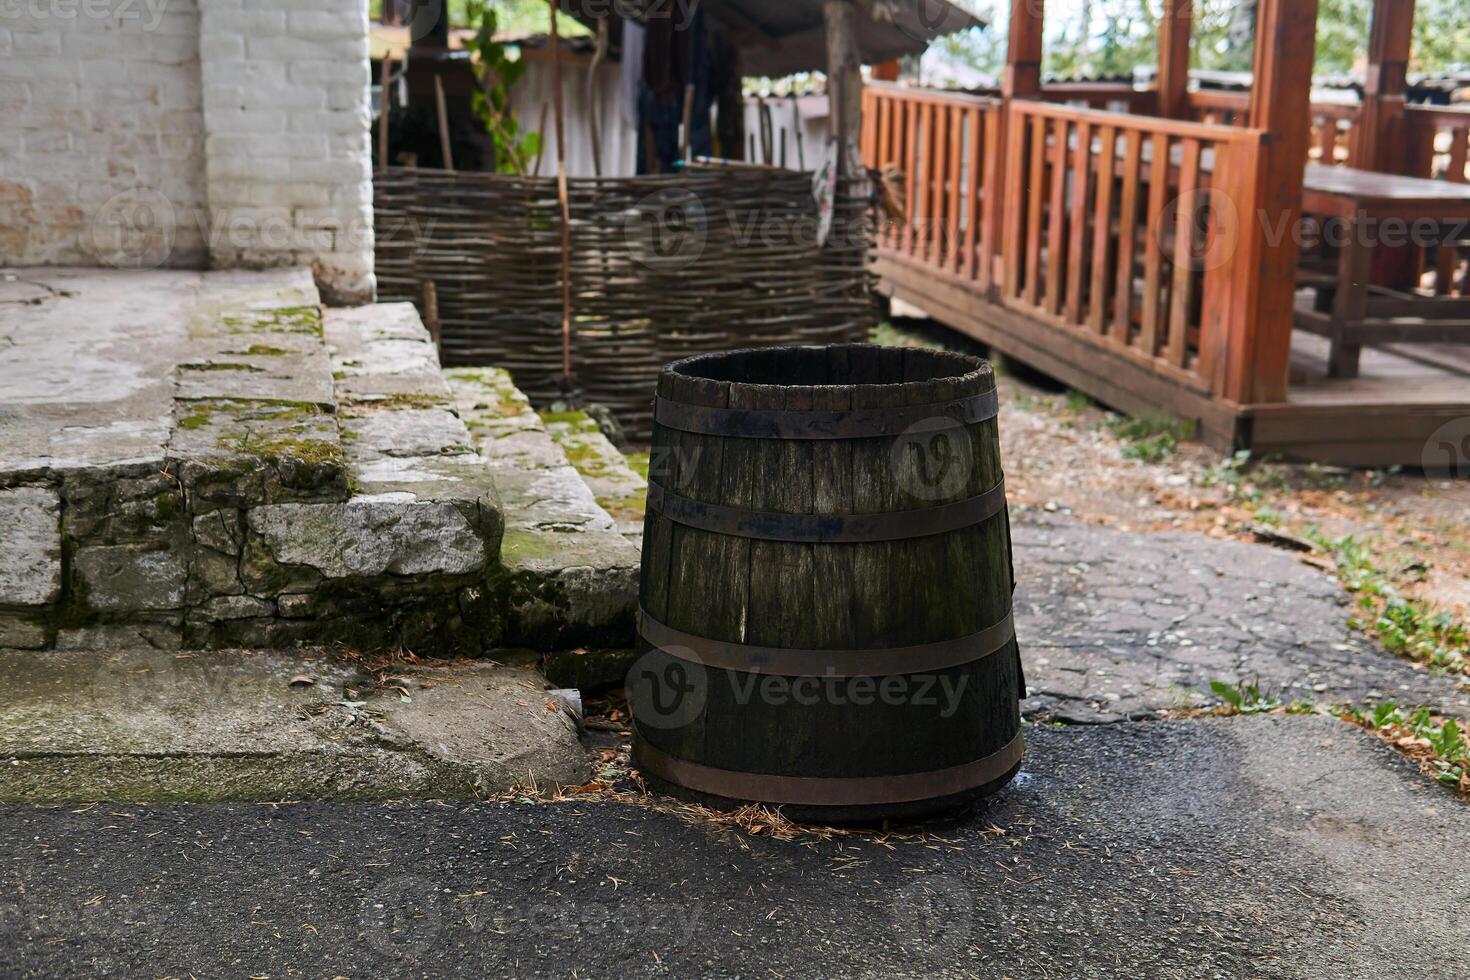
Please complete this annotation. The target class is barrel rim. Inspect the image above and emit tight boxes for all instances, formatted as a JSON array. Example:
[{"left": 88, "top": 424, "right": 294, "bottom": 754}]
[{"left": 660, "top": 343, "right": 994, "bottom": 397}]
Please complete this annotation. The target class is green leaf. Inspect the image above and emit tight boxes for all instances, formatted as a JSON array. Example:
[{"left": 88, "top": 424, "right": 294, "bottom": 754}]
[{"left": 1210, "top": 680, "right": 1242, "bottom": 709}]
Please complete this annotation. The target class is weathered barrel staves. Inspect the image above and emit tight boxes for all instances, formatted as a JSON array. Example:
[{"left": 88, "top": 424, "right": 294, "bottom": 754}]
[{"left": 630, "top": 345, "right": 1025, "bottom": 820}]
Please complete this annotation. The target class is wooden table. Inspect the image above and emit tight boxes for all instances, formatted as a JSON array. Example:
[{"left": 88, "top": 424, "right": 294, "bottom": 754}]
[{"left": 1295, "top": 164, "right": 1470, "bottom": 378}]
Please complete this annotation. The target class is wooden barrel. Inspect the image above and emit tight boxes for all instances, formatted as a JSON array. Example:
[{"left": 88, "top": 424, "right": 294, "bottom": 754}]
[{"left": 630, "top": 344, "right": 1024, "bottom": 821}]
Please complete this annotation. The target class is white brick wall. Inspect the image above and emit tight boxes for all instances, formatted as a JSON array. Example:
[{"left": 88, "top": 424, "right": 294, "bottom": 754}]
[
  {"left": 0, "top": 0, "right": 209, "bottom": 268},
  {"left": 0, "top": 0, "right": 375, "bottom": 304}
]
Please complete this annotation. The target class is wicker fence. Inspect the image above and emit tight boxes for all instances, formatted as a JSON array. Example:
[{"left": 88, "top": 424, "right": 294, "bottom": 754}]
[{"left": 373, "top": 167, "right": 876, "bottom": 437}]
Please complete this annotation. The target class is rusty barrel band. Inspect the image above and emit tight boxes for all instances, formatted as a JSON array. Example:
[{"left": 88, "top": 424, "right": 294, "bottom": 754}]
[
  {"left": 645, "top": 477, "right": 1007, "bottom": 543},
  {"left": 654, "top": 389, "right": 999, "bottom": 440},
  {"left": 633, "top": 729, "right": 1026, "bottom": 807},
  {"left": 638, "top": 607, "right": 1015, "bottom": 677}
]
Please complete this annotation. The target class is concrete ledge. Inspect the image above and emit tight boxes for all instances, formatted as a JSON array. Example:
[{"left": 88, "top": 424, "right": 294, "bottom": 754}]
[{"left": 0, "top": 646, "right": 589, "bottom": 803}]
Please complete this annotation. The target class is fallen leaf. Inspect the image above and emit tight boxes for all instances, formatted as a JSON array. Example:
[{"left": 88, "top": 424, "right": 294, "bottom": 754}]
[{"left": 289, "top": 675, "right": 315, "bottom": 688}]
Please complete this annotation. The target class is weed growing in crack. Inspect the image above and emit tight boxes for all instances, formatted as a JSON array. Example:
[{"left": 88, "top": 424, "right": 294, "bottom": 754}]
[
  {"left": 1337, "top": 702, "right": 1469, "bottom": 793},
  {"left": 1302, "top": 530, "right": 1470, "bottom": 675},
  {"left": 1208, "top": 679, "right": 1282, "bottom": 715}
]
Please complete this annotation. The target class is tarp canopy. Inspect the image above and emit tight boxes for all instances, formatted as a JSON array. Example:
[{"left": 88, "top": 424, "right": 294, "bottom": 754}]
[{"left": 569, "top": 0, "right": 987, "bottom": 79}]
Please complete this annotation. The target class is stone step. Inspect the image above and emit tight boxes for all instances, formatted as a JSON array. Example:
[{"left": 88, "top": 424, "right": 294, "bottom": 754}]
[
  {"left": 208, "top": 303, "right": 507, "bottom": 653},
  {"left": 540, "top": 409, "right": 647, "bottom": 543},
  {"left": 2, "top": 270, "right": 509, "bottom": 656},
  {"left": 446, "top": 367, "right": 639, "bottom": 649}
]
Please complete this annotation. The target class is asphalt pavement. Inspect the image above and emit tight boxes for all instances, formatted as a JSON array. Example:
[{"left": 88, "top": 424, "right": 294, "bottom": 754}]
[{"left": 3, "top": 715, "right": 1466, "bottom": 979}]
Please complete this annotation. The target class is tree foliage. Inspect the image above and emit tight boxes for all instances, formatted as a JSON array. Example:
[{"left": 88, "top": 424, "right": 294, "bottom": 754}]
[{"left": 931, "top": 0, "right": 1469, "bottom": 84}]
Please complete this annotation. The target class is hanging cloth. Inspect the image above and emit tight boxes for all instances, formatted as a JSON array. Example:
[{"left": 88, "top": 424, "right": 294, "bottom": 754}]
[{"left": 619, "top": 18, "right": 645, "bottom": 130}]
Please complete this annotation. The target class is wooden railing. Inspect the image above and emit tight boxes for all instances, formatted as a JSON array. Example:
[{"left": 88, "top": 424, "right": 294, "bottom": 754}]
[
  {"left": 1186, "top": 90, "right": 1358, "bottom": 166},
  {"left": 1408, "top": 105, "right": 1470, "bottom": 183},
  {"left": 1043, "top": 82, "right": 1159, "bottom": 116},
  {"left": 1000, "top": 101, "right": 1267, "bottom": 395},
  {"left": 863, "top": 84, "right": 1005, "bottom": 289},
  {"left": 1407, "top": 106, "right": 1470, "bottom": 296}
]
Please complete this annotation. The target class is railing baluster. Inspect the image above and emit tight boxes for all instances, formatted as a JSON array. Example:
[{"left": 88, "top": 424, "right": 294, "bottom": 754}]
[
  {"left": 963, "top": 106, "right": 982, "bottom": 281},
  {"left": 1087, "top": 126, "right": 1118, "bottom": 334},
  {"left": 1435, "top": 130, "right": 1469, "bottom": 294},
  {"left": 1045, "top": 117, "right": 1069, "bottom": 315},
  {"left": 925, "top": 101, "right": 942, "bottom": 261},
  {"left": 1140, "top": 132, "right": 1171, "bottom": 357},
  {"left": 1024, "top": 114, "right": 1047, "bottom": 307},
  {"left": 903, "top": 99, "right": 919, "bottom": 258},
  {"left": 948, "top": 104, "right": 964, "bottom": 275},
  {"left": 1065, "top": 119, "right": 1092, "bottom": 325},
  {"left": 1167, "top": 138, "right": 1203, "bottom": 368},
  {"left": 979, "top": 107, "right": 1002, "bottom": 290},
  {"left": 1112, "top": 129, "right": 1143, "bottom": 344}
]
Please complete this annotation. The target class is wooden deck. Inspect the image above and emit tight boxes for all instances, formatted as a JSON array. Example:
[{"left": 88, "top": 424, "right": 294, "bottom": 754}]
[
  {"left": 878, "top": 248, "right": 1470, "bottom": 467},
  {"left": 865, "top": 78, "right": 1470, "bottom": 468}
]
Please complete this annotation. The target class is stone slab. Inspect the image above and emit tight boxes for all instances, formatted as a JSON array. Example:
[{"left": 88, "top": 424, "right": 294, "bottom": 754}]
[
  {"left": 0, "top": 269, "right": 190, "bottom": 474},
  {"left": 247, "top": 496, "right": 490, "bottom": 579},
  {"left": 73, "top": 544, "right": 188, "bottom": 613},
  {"left": 0, "top": 269, "right": 323, "bottom": 476},
  {"left": 0, "top": 486, "right": 61, "bottom": 606},
  {"left": 542, "top": 410, "right": 647, "bottom": 539},
  {"left": 340, "top": 408, "right": 476, "bottom": 460},
  {"left": 447, "top": 367, "right": 640, "bottom": 647},
  {"left": 0, "top": 647, "right": 588, "bottom": 803}
]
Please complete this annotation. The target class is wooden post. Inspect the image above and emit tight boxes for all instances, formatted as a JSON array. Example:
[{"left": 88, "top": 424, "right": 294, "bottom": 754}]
[
  {"left": 1226, "top": 0, "right": 1319, "bottom": 404},
  {"left": 1354, "top": 0, "right": 1416, "bottom": 173},
  {"left": 1003, "top": 0, "right": 1045, "bottom": 100},
  {"left": 823, "top": 0, "right": 863, "bottom": 177},
  {"left": 433, "top": 74, "right": 454, "bottom": 170},
  {"left": 985, "top": 1, "right": 1045, "bottom": 289},
  {"left": 1157, "top": 0, "right": 1193, "bottom": 119}
]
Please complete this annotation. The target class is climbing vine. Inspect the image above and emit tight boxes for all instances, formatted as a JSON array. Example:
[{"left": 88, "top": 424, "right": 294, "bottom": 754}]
[{"left": 466, "top": 1, "right": 542, "bottom": 174}]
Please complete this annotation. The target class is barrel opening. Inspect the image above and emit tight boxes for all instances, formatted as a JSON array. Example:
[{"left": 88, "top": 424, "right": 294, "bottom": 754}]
[{"left": 668, "top": 344, "right": 987, "bottom": 389}]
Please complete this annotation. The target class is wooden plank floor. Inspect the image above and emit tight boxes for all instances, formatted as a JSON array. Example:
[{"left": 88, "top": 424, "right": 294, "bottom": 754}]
[{"left": 1287, "top": 333, "right": 1470, "bottom": 406}]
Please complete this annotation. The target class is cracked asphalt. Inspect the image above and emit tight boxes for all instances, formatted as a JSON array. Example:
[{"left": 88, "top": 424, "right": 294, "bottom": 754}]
[{"left": 1013, "top": 513, "right": 1470, "bottom": 722}]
